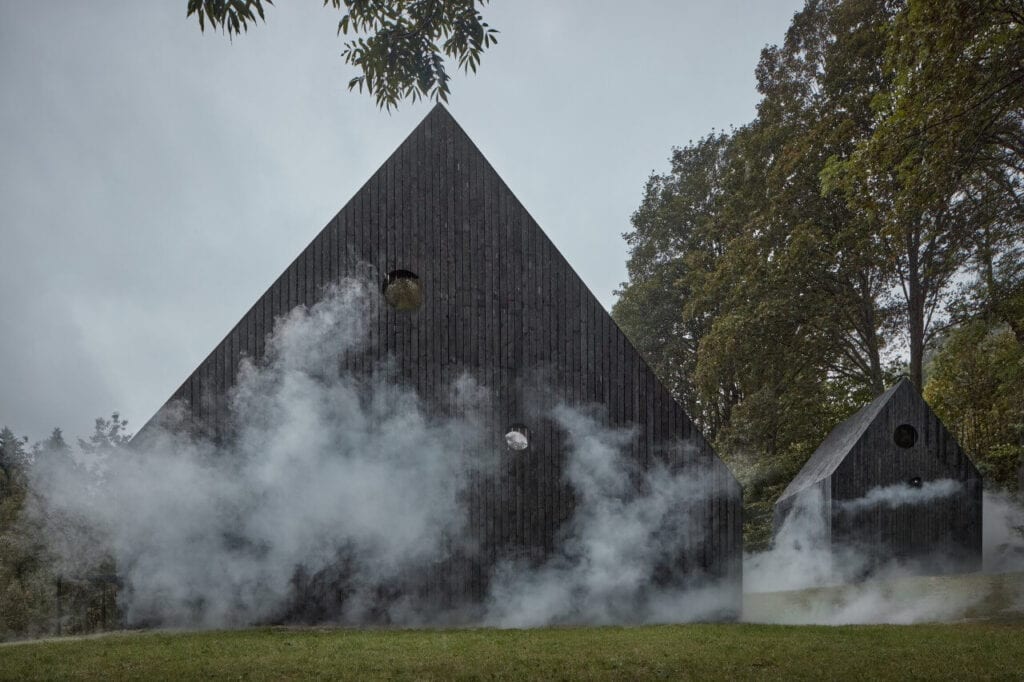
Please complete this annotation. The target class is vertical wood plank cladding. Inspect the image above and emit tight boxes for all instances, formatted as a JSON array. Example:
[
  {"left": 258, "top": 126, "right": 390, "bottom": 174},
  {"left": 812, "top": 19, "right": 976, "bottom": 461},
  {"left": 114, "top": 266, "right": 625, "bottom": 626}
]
[
  {"left": 514, "top": 198, "right": 526, "bottom": 555},
  {"left": 328, "top": 214, "right": 338, "bottom": 287},
  {"left": 367, "top": 167, "right": 382, "bottom": 369},
  {"left": 573, "top": 274, "right": 583, "bottom": 420},
  {"left": 482, "top": 139, "right": 498, "bottom": 568},
  {"left": 419, "top": 114, "right": 431, "bottom": 401},
  {"left": 620, "top": 322, "right": 629, "bottom": 426},
  {"left": 246, "top": 304, "right": 256, "bottom": 364},
  {"left": 233, "top": 316, "right": 243, "bottom": 380},
  {"left": 540, "top": 232, "right": 553, "bottom": 554},
  {"left": 383, "top": 142, "right": 397, "bottom": 381},
  {"left": 474, "top": 123, "right": 486, "bottom": 565},
  {"left": 269, "top": 270, "right": 281, "bottom": 336},
  {"left": 497, "top": 164, "right": 511, "bottom": 553},
  {"left": 781, "top": 378, "right": 981, "bottom": 573},
  {"left": 422, "top": 111, "right": 436, "bottom": 406},
  {"left": 312, "top": 232, "right": 323, "bottom": 302},
  {"left": 363, "top": 196, "right": 376, "bottom": 374},
  {"left": 432, "top": 127, "right": 446, "bottom": 604},
  {"left": 136, "top": 105, "right": 742, "bottom": 612},
  {"left": 227, "top": 323, "right": 239, "bottom": 415},
  {"left": 322, "top": 222, "right": 331, "bottom": 291},
  {"left": 295, "top": 244, "right": 306, "bottom": 312},
  {"left": 551, "top": 227, "right": 564, "bottom": 544},
  {"left": 191, "top": 362, "right": 204, "bottom": 431},
  {"left": 256, "top": 291, "right": 267, "bottom": 365}
]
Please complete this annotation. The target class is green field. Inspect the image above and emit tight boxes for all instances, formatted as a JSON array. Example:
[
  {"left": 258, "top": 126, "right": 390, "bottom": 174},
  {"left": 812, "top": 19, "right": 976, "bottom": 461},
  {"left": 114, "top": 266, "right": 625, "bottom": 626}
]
[{"left": 2, "top": 622, "right": 1024, "bottom": 681}]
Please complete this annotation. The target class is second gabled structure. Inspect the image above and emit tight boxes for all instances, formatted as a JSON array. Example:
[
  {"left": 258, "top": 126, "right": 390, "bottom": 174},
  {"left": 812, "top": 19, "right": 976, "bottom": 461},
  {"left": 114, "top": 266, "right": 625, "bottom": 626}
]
[{"left": 774, "top": 377, "right": 982, "bottom": 573}]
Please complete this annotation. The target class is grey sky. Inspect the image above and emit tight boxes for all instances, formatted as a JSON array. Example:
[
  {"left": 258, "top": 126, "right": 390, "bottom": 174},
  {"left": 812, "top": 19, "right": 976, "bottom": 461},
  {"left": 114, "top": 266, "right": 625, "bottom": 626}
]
[{"left": 0, "top": 0, "right": 804, "bottom": 442}]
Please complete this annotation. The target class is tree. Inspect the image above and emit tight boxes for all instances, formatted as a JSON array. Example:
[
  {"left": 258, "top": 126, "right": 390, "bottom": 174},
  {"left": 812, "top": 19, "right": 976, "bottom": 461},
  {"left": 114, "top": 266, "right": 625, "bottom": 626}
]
[
  {"left": 823, "top": 0, "right": 1024, "bottom": 389},
  {"left": 187, "top": 0, "right": 498, "bottom": 109},
  {"left": 615, "top": 0, "right": 907, "bottom": 546},
  {"left": 0, "top": 427, "right": 29, "bottom": 485},
  {"left": 0, "top": 426, "right": 54, "bottom": 640},
  {"left": 77, "top": 413, "right": 132, "bottom": 455},
  {"left": 924, "top": 320, "right": 1023, "bottom": 492},
  {"left": 613, "top": 133, "right": 738, "bottom": 437},
  {"left": 0, "top": 420, "right": 127, "bottom": 641}
]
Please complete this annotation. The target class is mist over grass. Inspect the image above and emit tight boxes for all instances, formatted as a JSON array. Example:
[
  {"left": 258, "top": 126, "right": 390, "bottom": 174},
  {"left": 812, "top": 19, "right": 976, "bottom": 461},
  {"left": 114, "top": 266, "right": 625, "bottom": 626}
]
[
  {"left": 743, "top": 482, "right": 1024, "bottom": 624},
  {"left": 22, "top": 274, "right": 1023, "bottom": 631}
]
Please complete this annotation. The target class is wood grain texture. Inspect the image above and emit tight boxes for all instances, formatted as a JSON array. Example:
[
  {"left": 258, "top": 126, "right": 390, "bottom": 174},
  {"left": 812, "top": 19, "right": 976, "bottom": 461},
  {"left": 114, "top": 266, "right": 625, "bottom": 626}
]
[
  {"left": 135, "top": 105, "right": 742, "bottom": 617},
  {"left": 775, "top": 377, "right": 983, "bottom": 573}
]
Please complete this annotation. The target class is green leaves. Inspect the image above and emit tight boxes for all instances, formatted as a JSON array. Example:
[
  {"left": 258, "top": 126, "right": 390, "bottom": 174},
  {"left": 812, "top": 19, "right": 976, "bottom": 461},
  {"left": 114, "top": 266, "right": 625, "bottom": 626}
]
[
  {"left": 925, "top": 319, "right": 1024, "bottom": 492},
  {"left": 186, "top": 0, "right": 497, "bottom": 109},
  {"left": 329, "top": 0, "right": 498, "bottom": 109},
  {"left": 617, "top": 0, "right": 1023, "bottom": 545},
  {"left": 186, "top": 0, "right": 271, "bottom": 36}
]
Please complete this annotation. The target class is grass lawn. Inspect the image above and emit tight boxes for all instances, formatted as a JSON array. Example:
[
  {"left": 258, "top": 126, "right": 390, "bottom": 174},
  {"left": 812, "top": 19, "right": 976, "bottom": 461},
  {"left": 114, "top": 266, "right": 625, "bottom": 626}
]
[{"left": 2, "top": 622, "right": 1024, "bottom": 680}]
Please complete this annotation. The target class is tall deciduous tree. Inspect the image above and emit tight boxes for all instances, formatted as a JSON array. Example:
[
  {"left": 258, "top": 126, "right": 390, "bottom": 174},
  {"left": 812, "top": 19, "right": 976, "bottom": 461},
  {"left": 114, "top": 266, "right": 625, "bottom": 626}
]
[
  {"left": 613, "top": 133, "right": 738, "bottom": 438},
  {"left": 824, "top": 0, "right": 1024, "bottom": 388}
]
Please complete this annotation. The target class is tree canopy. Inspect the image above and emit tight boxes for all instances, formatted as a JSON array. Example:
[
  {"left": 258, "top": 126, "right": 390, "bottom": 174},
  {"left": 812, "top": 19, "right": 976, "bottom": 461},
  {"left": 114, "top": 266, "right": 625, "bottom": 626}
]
[
  {"left": 614, "top": 0, "right": 1024, "bottom": 547},
  {"left": 186, "top": 0, "right": 498, "bottom": 109}
]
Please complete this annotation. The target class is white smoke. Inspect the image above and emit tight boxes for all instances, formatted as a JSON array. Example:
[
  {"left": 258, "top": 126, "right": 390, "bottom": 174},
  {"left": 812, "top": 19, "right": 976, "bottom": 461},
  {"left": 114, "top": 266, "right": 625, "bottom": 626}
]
[
  {"left": 26, "top": 277, "right": 731, "bottom": 629},
  {"left": 744, "top": 481, "right": 1024, "bottom": 625},
  {"left": 838, "top": 479, "right": 960, "bottom": 515},
  {"left": 28, "top": 274, "right": 1017, "bottom": 630},
  {"left": 484, "top": 406, "right": 735, "bottom": 627},
  {"left": 744, "top": 487, "right": 861, "bottom": 593},
  {"left": 29, "top": 279, "right": 496, "bottom": 627},
  {"left": 984, "top": 491, "right": 1024, "bottom": 575}
]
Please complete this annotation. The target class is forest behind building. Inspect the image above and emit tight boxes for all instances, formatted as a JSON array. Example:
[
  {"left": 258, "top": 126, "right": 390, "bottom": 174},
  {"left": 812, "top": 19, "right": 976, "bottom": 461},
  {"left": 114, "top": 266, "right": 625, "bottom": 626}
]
[
  {"left": 612, "top": 0, "right": 1024, "bottom": 547},
  {"left": 1, "top": 0, "right": 1022, "bottom": 640}
]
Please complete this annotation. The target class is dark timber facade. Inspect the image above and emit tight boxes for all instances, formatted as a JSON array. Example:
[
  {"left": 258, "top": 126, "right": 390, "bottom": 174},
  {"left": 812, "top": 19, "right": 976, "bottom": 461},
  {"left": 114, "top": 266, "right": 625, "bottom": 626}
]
[
  {"left": 775, "top": 377, "right": 983, "bottom": 573},
  {"left": 137, "top": 105, "right": 743, "bottom": 619}
]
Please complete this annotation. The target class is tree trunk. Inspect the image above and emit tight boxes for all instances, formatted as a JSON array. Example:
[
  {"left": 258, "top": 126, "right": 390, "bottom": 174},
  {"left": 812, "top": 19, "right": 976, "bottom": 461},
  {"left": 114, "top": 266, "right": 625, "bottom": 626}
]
[
  {"left": 858, "top": 273, "right": 886, "bottom": 393},
  {"left": 865, "top": 323, "right": 885, "bottom": 394},
  {"left": 906, "top": 229, "right": 925, "bottom": 391}
]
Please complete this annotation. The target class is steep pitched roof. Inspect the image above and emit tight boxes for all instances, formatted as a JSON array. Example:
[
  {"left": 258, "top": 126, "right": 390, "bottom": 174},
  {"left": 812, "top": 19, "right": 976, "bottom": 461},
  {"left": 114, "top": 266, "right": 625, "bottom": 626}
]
[
  {"left": 129, "top": 105, "right": 745, "bottom": 601},
  {"left": 134, "top": 105, "right": 732, "bottom": 486},
  {"left": 776, "top": 377, "right": 913, "bottom": 502}
]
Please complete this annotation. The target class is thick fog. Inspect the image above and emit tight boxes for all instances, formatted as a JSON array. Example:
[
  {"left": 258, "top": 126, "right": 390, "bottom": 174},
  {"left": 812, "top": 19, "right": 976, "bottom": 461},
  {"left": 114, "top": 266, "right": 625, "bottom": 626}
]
[
  {"left": 22, "top": 277, "right": 1024, "bottom": 629},
  {"left": 27, "top": 277, "right": 733, "bottom": 628},
  {"left": 743, "top": 483, "right": 1024, "bottom": 624}
]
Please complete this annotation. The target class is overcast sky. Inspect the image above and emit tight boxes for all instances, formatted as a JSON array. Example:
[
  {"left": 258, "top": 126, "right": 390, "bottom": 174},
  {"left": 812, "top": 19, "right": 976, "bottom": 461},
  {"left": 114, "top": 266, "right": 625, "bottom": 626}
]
[{"left": 0, "top": 1, "right": 804, "bottom": 442}]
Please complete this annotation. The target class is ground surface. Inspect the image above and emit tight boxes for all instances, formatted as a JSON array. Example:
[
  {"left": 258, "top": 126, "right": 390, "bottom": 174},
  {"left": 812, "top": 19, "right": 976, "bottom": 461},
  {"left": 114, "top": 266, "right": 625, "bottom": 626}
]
[
  {"left": 744, "top": 571, "right": 1024, "bottom": 625},
  {"left": 2, "top": 623, "right": 1024, "bottom": 680}
]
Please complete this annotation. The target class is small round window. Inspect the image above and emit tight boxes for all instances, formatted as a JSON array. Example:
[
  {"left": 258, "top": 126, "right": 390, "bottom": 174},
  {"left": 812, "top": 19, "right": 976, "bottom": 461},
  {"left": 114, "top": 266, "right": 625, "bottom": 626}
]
[
  {"left": 908, "top": 476, "right": 923, "bottom": 489},
  {"left": 382, "top": 270, "right": 422, "bottom": 311},
  {"left": 893, "top": 424, "right": 917, "bottom": 449},
  {"left": 505, "top": 424, "right": 530, "bottom": 451}
]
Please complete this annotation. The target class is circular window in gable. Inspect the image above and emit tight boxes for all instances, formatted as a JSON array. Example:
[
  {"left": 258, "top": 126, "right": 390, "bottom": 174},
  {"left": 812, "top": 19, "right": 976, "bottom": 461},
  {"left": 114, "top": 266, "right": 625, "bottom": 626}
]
[
  {"left": 893, "top": 424, "right": 917, "bottom": 449},
  {"left": 505, "top": 424, "right": 530, "bottom": 451},
  {"left": 382, "top": 270, "right": 422, "bottom": 311}
]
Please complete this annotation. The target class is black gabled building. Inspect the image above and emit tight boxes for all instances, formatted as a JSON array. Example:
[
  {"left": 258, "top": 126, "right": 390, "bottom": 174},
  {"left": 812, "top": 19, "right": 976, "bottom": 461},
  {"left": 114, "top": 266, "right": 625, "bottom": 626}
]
[
  {"left": 135, "top": 105, "right": 742, "bottom": 618},
  {"left": 775, "top": 377, "right": 982, "bottom": 573}
]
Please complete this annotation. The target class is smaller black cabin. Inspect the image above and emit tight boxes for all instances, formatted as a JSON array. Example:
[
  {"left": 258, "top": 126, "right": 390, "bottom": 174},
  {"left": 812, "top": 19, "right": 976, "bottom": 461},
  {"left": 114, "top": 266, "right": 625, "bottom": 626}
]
[{"left": 774, "top": 377, "right": 982, "bottom": 574}]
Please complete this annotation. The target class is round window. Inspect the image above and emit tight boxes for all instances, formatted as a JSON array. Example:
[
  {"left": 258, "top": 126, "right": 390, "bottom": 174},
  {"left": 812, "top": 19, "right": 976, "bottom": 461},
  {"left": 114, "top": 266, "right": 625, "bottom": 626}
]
[
  {"left": 505, "top": 424, "right": 530, "bottom": 451},
  {"left": 382, "top": 270, "right": 422, "bottom": 311},
  {"left": 893, "top": 424, "right": 917, "bottom": 449}
]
